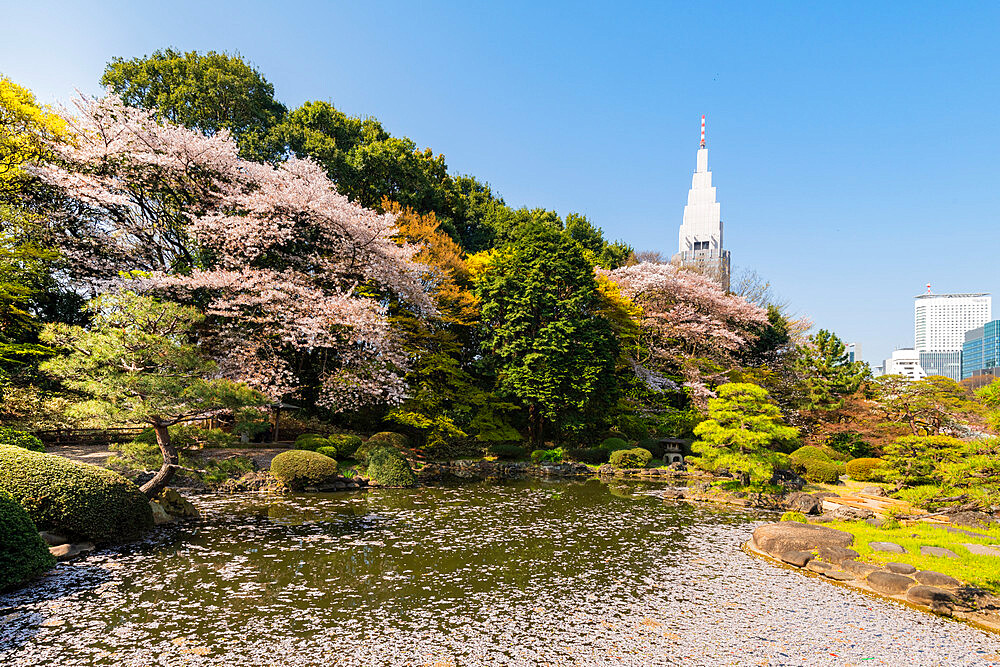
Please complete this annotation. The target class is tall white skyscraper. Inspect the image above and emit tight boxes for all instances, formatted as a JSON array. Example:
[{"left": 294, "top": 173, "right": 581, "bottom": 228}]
[
  {"left": 671, "top": 115, "right": 731, "bottom": 290},
  {"left": 914, "top": 289, "right": 992, "bottom": 353}
]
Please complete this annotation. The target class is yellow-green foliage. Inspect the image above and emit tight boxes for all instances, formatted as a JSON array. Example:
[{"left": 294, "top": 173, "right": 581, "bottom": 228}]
[
  {"left": 845, "top": 457, "right": 886, "bottom": 482},
  {"left": 0, "top": 445, "right": 152, "bottom": 542},
  {"left": 828, "top": 520, "right": 1000, "bottom": 594},
  {"left": 800, "top": 459, "right": 842, "bottom": 484},
  {"left": 367, "top": 432, "right": 410, "bottom": 449},
  {"left": 0, "top": 489, "right": 55, "bottom": 591},
  {"left": 365, "top": 448, "right": 416, "bottom": 488},
  {"left": 780, "top": 511, "right": 808, "bottom": 523},
  {"left": 270, "top": 450, "right": 339, "bottom": 490},
  {"left": 608, "top": 447, "right": 652, "bottom": 468},
  {"left": 0, "top": 427, "right": 43, "bottom": 452}
]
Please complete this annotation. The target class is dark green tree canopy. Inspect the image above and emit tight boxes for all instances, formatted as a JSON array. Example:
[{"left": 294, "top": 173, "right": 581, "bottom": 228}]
[{"left": 101, "top": 48, "right": 287, "bottom": 161}]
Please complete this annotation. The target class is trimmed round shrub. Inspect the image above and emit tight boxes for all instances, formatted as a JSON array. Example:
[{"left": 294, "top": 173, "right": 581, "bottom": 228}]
[
  {"left": 601, "top": 437, "right": 629, "bottom": 452},
  {"left": 530, "top": 448, "right": 564, "bottom": 464},
  {"left": 315, "top": 446, "right": 340, "bottom": 459},
  {"left": 845, "top": 457, "right": 886, "bottom": 482},
  {"left": 790, "top": 445, "right": 832, "bottom": 463},
  {"left": 780, "top": 511, "right": 808, "bottom": 523},
  {"left": 489, "top": 443, "right": 526, "bottom": 460},
  {"left": 636, "top": 438, "right": 666, "bottom": 459},
  {"left": 270, "top": 450, "right": 339, "bottom": 490},
  {"left": 327, "top": 434, "right": 363, "bottom": 458},
  {"left": 609, "top": 447, "right": 653, "bottom": 469},
  {"left": 0, "top": 489, "right": 55, "bottom": 591},
  {"left": 567, "top": 447, "right": 610, "bottom": 464},
  {"left": 367, "top": 431, "right": 409, "bottom": 449},
  {"left": 365, "top": 448, "right": 416, "bottom": 488},
  {"left": 801, "top": 458, "right": 841, "bottom": 484},
  {"left": 0, "top": 427, "right": 44, "bottom": 452},
  {"left": 0, "top": 445, "right": 153, "bottom": 543},
  {"left": 293, "top": 433, "right": 329, "bottom": 452}
]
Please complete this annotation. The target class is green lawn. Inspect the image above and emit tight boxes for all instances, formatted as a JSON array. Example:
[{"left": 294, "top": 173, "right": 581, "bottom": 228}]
[{"left": 826, "top": 519, "right": 1000, "bottom": 593}]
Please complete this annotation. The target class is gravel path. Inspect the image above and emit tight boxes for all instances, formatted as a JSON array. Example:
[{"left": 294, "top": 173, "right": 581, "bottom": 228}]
[{"left": 2, "top": 481, "right": 999, "bottom": 665}]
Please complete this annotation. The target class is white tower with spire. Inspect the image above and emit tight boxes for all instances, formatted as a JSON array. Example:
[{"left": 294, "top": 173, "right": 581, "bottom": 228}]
[{"left": 671, "top": 115, "right": 731, "bottom": 290}]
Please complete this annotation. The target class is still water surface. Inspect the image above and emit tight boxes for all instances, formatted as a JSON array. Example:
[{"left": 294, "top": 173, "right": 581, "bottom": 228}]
[{"left": 2, "top": 478, "right": 1000, "bottom": 665}]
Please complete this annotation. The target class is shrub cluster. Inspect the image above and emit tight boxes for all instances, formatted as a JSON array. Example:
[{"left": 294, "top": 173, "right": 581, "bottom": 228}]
[
  {"left": 367, "top": 432, "right": 410, "bottom": 449},
  {"left": 365, "top": 447, "right": 417, "bottom": 487},
  {"left": 530, "top": 448, "right": 564, "bottom": 464},
  {"left": 567, "top": 447, "right": 609, "bottom": 464},
  {"left": 635, "top": 438, "right": 667, "bottom": 459},
  {"left": 294, "top": 433, "right": 363, "bottom": 458},
  {"left": 423, "top": 438, "right": 484, "bottom": 461},
  {"left": 826, "top": 432, "right": 873, "bottom": 459},
  {"left": 489, "top": 443, "right": 526, "bottom": 460},
  {"left": 845, "top": 457, "right": 886, "bottom": 482},
  {"left": 0, "top": 489, "right": 56, "bottom": 592},
  {"left": 0, "top": 427, "right": 44, "bottom": 452},
  {"left": 800, "top": 458, "right": 842, "bottom": 484},
  {"left": 780, "top": 511, "right": 808, "bottom": 523},
  {"left": 609, "top": 447, "right": 653, "bottom": 468},
  {"left": 315, "top": 445, "right": 339, "bottom": 459},
  {"left": 0, "top": 445, "right": 153, "bottom": 542},
  {"left": 600, "top": 437, "right": 629, "bottom": 452},
  {"left": 269, "top": 450, "right": 339, "bottom": 490}
]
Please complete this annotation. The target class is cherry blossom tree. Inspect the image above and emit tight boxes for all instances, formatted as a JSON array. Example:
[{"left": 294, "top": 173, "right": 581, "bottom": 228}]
[
  {"left": 603, "top": 262, "right": 768, "bottom": 403},
  {"left": 33, "top": 93, "right": 432, "bottom": 409}
]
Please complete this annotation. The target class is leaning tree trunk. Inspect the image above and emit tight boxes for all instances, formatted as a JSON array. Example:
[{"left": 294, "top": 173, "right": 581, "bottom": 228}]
[{"left": 139, "top": 421, "right": 178, "bottom": 499}]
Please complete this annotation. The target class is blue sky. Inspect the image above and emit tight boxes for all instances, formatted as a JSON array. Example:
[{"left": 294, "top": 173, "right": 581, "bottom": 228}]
[{"left": 3, "top": 1, "right": 999, "bottom": 366}]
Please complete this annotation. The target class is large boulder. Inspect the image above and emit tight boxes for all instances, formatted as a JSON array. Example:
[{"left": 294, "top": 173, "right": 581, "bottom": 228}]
[
  {"left": 0, "top": 445, "right": 153, "bottom": 543},
  {"left": 752, "top": 521, "right": 854, "bottom": 558},
  {"left": 914, "top": 570, "right": 961, "bottom": 588},
  {"left": 0, "top": 490, "right": 55, "bottom": 591},
  {"left": 866, "top": 570, "right": 916, "bottom": 595},
  {"left": 785, "top": 492, "right": 822, "bottom": 515}
]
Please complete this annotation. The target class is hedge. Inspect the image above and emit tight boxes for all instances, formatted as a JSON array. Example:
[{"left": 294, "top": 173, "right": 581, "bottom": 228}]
[
  {"left": 367, "top": 432, "right": 410, "bottom": 449},
  {"left": 600, "top": 437, "right": 629, "bottom": 452},
  {"left": 0, "top": 489, "right": 55, "bottom": 591},
  {"left": 293, "top": 433, "right": 328, "bottom": 452},
  {"left": 609, "top": 447, "right": 653, "bottom": 468},
  {"left": 845, "top": 457, "right": 886, "bottom": 482},
  {"left": 800, "top": 458, "right": 842, "bottom": 484},
  {"left": 489, "top": 443, "right": 526, "bottom": 460},
  {"left": 567, "top": 447, "right": 609, "bottom": 464},
  {"left": 327, "top": 434, "right": 363, "bottom": 458},
  {"left": 365, "top": 448, "right": 417, "bottom": 487},
  {"left": 270, "top": 450, "right": 339, "bottom": 490},
  {"left": 0, "top": 427, "right": 44, "bottom": 452},
  {"left": 0, "top": 445, "right": 153, "bottom": 543}
]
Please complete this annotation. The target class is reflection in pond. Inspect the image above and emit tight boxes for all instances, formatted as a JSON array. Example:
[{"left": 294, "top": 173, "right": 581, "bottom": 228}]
[{"left": 1, "top": 478, "right": 998, "bottom": 666}]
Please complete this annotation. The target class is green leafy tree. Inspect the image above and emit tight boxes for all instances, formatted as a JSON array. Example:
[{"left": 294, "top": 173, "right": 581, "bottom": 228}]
[
  {"left": 40, "top": 292, "right": 267, "bottom": 497},
  {"left": 691, "top": 382, "right": 799, "bottom": 488},
  {"left": 873, "top": 375, "right": 980, "bottom": 436},
  {"left": 101, "top": 48, "right": 286, "bottom": 161},
  {"left": 476, "top": 223, "right": 618, "bottom": 444},
  {"left": 938, "top": 438, "right": 1000, "bottom": 504},
  {"left": 882, "top": 435, "right": 964, "bottom": 490},
  {"left": 794, "top": 329, "right": 868, "bottom": 411}
]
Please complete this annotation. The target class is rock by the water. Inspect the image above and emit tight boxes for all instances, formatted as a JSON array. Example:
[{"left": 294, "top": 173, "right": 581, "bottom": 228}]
[
  {"left": 806, "top": 560, "right": 834, "bottom": 574},
  {"left": 919, "top": 545, "right": 959, "bottom": 558},
  {"left": 866, "top": 570, "right": 916, "bottom": 595},
  {"left": 907, "top": 585, "right": 958, "bottom": 606},
  {"left": 842, "top": 560, "right": 879, "bottom": 577},
  {"left": 817, "top": 545, "right": 859, "bottom": 565},
  {"left": 824, "top": 570, "right": 857, "bottom": 581},
  {"left": 155, "top": 488, "right": 201, "bottom": 519},
  {"left": 914, "top": 570, "right": 961, "bottom": 588},
  {"left": 785, "top": 492, "right": 821, "bottom": 515},
  {"left": 869, "top": 541, "right": 906, "bottom": 554},
  {"left": 752, "top": 522, "right": 854, "bottom": 557},
  {"left": 49, "top": 542, "right": 95, "bottom": 562},
  {"left": 886, "top": 562, "right": 917, "bottom": 575},
  {"left": 779, "top": 551, "right": 814, "bottom": 567},
  {"left": 862, "top": 486, "right": 888, "bottom": 497},
  {"left": 149, "top": 501, "right": 175, "bottom": 525},
  {"left": 832, "top": 505, "right": 874, "bottom": 520},
  {"left": 39, "top": 531, "right": 68, "bottom": 546}
]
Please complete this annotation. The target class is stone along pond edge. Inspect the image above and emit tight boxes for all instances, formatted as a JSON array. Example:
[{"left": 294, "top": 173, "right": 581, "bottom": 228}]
[{"left": 745, "top": 521, "right": 1000, "bottom": 634}]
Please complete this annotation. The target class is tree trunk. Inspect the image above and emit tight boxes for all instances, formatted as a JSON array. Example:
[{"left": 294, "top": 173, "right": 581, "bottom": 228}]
[
  {"left": 528, "top": 403, "right": 540, "bottom": 448},
  {"left": 139, "top": 421, "right": 178, "bottom": 499}
]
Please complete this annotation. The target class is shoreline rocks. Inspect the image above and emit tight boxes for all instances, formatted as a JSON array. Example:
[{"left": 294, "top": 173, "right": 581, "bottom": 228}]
[{"left": 748, "top": 521, "right": 1000, "bottom": 633}]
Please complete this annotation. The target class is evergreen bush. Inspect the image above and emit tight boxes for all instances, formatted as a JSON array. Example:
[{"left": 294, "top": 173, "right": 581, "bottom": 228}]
[
  {"left": 800, "top": 458, "right": 841, "bottom": 484},
  {"left": 530, "top": 448, "right": 564, "bottom": 464},
  {"left": 293, "top": 433, "right": 329, "bottom": 451},
  {"left": 636, "top": 438, "right": 666, "bottom": 459},
  {"left": 845, "top": 457, "right": 886, "bottom": 482},
  {"left": 270, "top": 450, "right": 339, "bottom": 490},
  {"left": 0, "top": 427, "right": 44, "bottom": 452},
  {"left": 365, "top": 448, "right": 417, "bottom": 487},
  {"left": 0, "top": 490, "right": 55, "bottom": 592},
  {"left": 0, "top": 445, "right": 153, "bottom": 542},
  {"left": 780, "top": 511, "right": 808, "bottom": 523},
  {"left": 609, "top": 447, "right": 653, "bottom": 468},
  {"left": 600, "top": 437, "right": 629, "bottom": 452},
  {"left": 315, "top": 446, "right": 339, "bottom": 459},
  {"left": 367, "top": 431, "right": 410, "bottom": 449},
  {"left": 326, "top": 434, "right": 363, "bottom": 457}
]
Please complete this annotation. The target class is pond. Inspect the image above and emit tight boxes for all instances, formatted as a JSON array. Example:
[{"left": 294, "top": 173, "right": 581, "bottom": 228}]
[{"left": 2, "top": 478, "right": 1000, "bottom": 665}]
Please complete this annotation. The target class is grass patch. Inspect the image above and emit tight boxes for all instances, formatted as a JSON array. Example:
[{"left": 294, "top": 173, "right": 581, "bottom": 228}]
[{"left": 827, "top": 519, "right": 1000, "bottom": 594}]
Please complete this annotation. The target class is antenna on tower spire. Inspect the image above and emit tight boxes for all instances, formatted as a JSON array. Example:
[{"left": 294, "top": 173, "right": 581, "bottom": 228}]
[
  {"left": 700, "top": 115, "right": 706, "bottom": 148},
  {"left": 926, "top": 283, "right": 932, "bottom": 294}
]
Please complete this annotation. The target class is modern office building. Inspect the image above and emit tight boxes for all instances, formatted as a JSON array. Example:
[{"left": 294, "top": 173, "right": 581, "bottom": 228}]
[
  {"left": 845, "top": 343, "right": 861, "bottom": 364},
  {"left": 962, "top": 320, "right": 1000, "bottom": 380},
  {"left": 883, "top": 348, "right": 926, "bottom": 381},
  {"left": 671, "top": 115, "right": 731, "bottom": 290},
  {"left": 914, "top": 290, "right": 991, "bottom": 354},
  {"left": 919, "top": 351, "right": 962, "bottom": 380}
]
